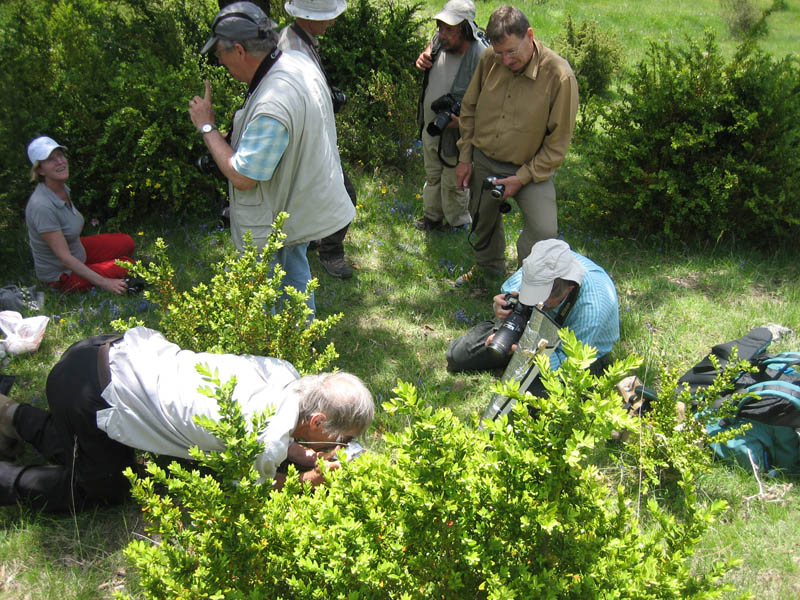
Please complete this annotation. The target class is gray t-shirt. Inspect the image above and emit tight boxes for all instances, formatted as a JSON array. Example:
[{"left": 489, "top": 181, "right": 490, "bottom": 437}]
[
  {"left": 25, "top": 183, "right": 86, "bottom": 282},
  {"left": 423, "top": 50, "right": 464, "bottom": 125}
]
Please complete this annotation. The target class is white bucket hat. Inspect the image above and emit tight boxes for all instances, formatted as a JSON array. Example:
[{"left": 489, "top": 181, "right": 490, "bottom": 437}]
[
  {"left": 284, "top": 0, "right": 347, "bottom": 20},
  {"left": 434, "top": 0, "right": 479, "bottom": 40},
  {"left": 518, "top": 239, "right": 585, "bottom": 306},
  {"left": 27, "top": 136, "right": 67, "bottom": 165}
]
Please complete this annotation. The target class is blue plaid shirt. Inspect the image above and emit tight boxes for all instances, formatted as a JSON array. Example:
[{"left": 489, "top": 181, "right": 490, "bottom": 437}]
[
  {"left": 232, "top": 115, "right": 290, "bottom": 181},
  {"left": 501, "top": 252, "right": 620, "bottom": 371}
]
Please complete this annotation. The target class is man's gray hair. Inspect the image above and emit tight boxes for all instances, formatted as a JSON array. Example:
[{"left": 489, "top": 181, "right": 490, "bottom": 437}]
[
  {"left": 217, "top": 30, "right": 279, "bottom": 57},
  {"left": 486, "top": 5, "right": 530, "bottom": 43},
  {"left": 290, "top": 372, "right": 374, "bottom": 437}
]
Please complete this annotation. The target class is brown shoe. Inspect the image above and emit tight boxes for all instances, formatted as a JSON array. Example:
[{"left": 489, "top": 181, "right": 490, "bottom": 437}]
[
  {"left": 0, "top": 394, "right": 22, "bottom": 460},
  {"left": 413, "top": 217, "right": 444, "bottom": 232},
  {"left": 452, "top": 265, "right": 504, "bottom": 288},
  {"left": 319, "top": 255, "right": 354, "bottom": 279}
]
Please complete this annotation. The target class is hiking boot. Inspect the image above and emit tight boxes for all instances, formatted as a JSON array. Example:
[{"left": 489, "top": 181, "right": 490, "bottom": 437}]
[
  {"left": 413, "top": 217, "right": 444, "bottom": 232},
  {"left": 319, "top": 255, "right": 354, "bottom": 279},
  {"left": 0, "top": 394, "right": 22, "bottom": 460},
  {"left": 452, "top": 265, "right": 504, "bottom": 288}
]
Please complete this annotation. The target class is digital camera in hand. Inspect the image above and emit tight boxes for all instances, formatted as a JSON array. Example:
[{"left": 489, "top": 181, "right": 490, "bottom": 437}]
[
  {"left": 426, "top": 93, "right": 461, "bottom": 137},
  {"left": 483, "top": 176, "right": 511, "bottom": 213},
  {"left": 330, "top": 85, "right": 347, "bottom": 113},
  {"left": 195, "top": 153, "right": 222, "bottom": 178},
  {"left": 487, "top": 294, "right": 533, "bottom": 358}
]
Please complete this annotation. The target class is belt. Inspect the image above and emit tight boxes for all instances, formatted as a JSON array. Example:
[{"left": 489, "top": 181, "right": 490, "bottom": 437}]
[{"left": 97, "top": 334, "right": 123, "bottom": 390}]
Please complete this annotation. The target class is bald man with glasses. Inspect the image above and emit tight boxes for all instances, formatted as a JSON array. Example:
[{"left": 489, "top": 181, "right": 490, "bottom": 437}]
[{"left": 454, "top": 5, "right": 578, "bottom": 288}]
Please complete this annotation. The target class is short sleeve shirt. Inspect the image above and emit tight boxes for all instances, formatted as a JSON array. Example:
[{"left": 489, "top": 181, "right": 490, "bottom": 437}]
[
  {"left": 231, "top": 115, "right": 290, "bottom": 181},
  {"left": 25, "top": 183, "right": 86, "bottom": 282}
]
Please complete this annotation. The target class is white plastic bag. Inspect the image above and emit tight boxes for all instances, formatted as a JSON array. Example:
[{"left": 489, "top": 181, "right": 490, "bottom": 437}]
[{"left": 0, "top": 310, "right": 50, "bottom": 355}]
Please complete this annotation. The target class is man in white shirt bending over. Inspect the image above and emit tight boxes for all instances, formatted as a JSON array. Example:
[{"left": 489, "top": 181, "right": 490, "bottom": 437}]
[{"left": 0, "top": 327, "right": 374, "bottom": 513}]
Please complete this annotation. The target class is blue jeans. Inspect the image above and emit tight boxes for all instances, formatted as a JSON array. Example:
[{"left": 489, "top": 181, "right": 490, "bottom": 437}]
[{"left": 272, "top": 242, "right": 315, "bottom": 315}]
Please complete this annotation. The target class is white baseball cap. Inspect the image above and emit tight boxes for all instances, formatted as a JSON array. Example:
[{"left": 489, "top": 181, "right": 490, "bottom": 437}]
[
  {"left": 518, "top": 239, "right": 585, "bottom": 306},
  {"left": 27, "top": 136, "right": 67, "bottom": 165},
  {"left": 284, "top": 0, "right": 347, "bottom": 21},
  {"left": 434, "top": 0, "right": 479, "bottom": 40}
]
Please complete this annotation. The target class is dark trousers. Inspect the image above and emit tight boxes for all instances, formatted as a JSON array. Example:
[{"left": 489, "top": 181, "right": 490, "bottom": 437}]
[
  {"left": 317, "top": 168, "right": 357, "bottom": 261},
  {"left": 446, "top": 321, "right": 610, "bottom": 396},
  {"left": 0, "top": 335, "right": 135, "bottom": 512}
]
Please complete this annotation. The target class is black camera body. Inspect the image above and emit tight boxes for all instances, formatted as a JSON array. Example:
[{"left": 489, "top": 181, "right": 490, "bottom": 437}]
[
  {"left": 426, "top": 93, "right": 461, "bottom": 137},
  {"left": 483, "top": 176, "right": 511, "bottom": 213},
  {"left": 487, "top": 294, "right": 533, "bottom": 358},
  {"left": 330, "top": 85, "right": 347, "bottom": 114},
  {"left": 195, "top": 153, "right": 222, "bottom": 178}
]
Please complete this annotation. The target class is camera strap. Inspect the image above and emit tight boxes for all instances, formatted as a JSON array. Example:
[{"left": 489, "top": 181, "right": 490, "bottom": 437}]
[
  {"left": 290, "top": 24, "right": 340, "bottom": 104},
  {"left": 244, "top": 48, "right": 282, "bottom": 104},
  {"left": 552, "top": 285, "right": 579, "bottom": 326},
  {"left": 467, "top": 186, "right": 496, "bottom": 252},
  {"left": 437, "top": 135, "right": 457, "bottom": 168}
]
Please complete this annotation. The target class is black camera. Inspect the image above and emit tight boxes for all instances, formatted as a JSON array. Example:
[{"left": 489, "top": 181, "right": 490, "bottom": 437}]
[
  {"left": 426, "top": 93, "right": 461, "bottom": 137},
  {"left": 330, "top": 85, "right": 347, "bottom": 114},
  {"left": 195, "top": 153, "right": 222, "bottom": 178},
  {"left": 483, "top": 176, "right": 511, "bottom": 213},
  {"left": 487, "top": 294, "right": 533, "bottom": 358}
]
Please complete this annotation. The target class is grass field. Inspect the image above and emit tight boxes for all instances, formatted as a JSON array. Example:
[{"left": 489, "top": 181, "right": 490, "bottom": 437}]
[{"left": 1, "top": 0, "right": 799, "bottom": 598}]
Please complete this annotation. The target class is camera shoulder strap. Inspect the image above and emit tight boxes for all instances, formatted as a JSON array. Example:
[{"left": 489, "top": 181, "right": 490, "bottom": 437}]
[
  {"left": 553, "top": 284, "right": 579, "bottom": 326},
  {"left": 437, "top": 134, "right": 457, "bottom": 168},
  {"left": 244, "top": 48, "right": 282, "bottom": 103},
  {"left": 290, "top": 23, "right": 335, "bottom": 90}
]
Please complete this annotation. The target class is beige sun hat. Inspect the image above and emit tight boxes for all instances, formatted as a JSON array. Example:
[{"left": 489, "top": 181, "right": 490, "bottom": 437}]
[{"left": 284, "top": 0, "right": 347, "bottom": 20}]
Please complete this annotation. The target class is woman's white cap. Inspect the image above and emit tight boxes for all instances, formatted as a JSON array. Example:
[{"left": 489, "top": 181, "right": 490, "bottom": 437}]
[{"left": 27, "top": 136, "right": 66, "bottom": 165}]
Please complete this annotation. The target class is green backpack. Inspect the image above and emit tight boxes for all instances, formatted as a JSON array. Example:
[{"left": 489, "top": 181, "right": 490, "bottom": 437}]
[{"left": 679, "top": 328, "right": 800, "bottom": 475}]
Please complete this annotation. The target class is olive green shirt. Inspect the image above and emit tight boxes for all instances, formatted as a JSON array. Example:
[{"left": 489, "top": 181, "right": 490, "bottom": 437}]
[{"left": 457, "top": 38, "right": 578, "bottom": 185}]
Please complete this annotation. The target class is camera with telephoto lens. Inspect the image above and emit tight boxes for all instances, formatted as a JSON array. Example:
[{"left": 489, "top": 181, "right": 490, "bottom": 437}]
[
  {"left": 487, "top": 293, "right": 533, "bottom": 358},
  {"left": 330, "top": 85, "right": 347, "bottom": 114},
  {"left": 426, "top": 93, "right": 461, "bottom": 137},
  {"left": 195, "top": 153, "right": 222, "bottom": 178},
  {"left": 483, "top": 176, "right": 511, "bottom": 213}
]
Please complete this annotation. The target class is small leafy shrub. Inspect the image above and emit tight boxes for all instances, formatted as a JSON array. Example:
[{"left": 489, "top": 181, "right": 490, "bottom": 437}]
[
  {"left": 112, "top": 213, "right": 340, "bottom": 375},
  {"left": 555, "top": 15, "right": 623, "bottom": 99},
  {"left": 720, "top": 0, "right": 767, "bottom": 39},
  {"left": 612, "top": 351, "right": 750, "bottom": 516},
  {"left": 582, "top": 31, "right": 800, "bottom": 244},
  {"left": 122, "top": 331, "right": 738, "bottom": 599},
  {"left": 0, "top": 0, "right": 241, "bottom": 228},
  {"left": 318, "top": 0, "right": 426, "bottom": 170}
]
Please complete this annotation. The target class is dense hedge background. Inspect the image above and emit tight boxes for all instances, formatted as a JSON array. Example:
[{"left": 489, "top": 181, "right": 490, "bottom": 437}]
[
  {"left": 0, "top": 0, "right": 242, "bottom": 228},
  {"left": 1, "top": 0, "right": 797, "bottom": 247},
  {"left": 579, "top": 33, "right": 800, "bottom": 244}
]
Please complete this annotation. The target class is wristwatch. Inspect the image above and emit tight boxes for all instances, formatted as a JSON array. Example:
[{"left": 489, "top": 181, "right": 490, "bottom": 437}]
[{"left": 200, "top": 123, "right": 217, "bottom": 134}]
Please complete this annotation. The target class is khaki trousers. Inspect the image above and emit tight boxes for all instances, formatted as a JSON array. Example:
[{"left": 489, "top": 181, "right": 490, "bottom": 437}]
[
  {"left": 468, "top": 148, "right": 558, "bottom": 272},
  {"left": 421, "top": 130, "right": 471, "bottom": 227}
]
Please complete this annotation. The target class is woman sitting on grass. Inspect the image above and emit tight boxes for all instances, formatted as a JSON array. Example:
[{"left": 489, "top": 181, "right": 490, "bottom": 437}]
[{"left": 25, "top": 136, "right": 135, "bottom": 295}]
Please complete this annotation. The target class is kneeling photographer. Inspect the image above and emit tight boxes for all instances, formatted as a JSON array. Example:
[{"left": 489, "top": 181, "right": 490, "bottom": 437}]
[{"left": 446, "top": 239, "right": 620, "bottom": 394}]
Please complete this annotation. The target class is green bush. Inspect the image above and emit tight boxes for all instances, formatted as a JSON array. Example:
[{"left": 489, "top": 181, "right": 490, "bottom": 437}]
[
  {"left": 720, "top": 0, "right": 768, "bottom": 39},
  {"left": 318, "top": 0, "right": 426, "bottom": 170},
  {"left": 112, "top": 213, "right": 341, "bottom": 375},
  {"left": 582, "top": 31, "right": 800, "bottom": 244},
  {"left": 0, "top": 0, "right": 241, "bottom": 227},
  {"left": 554, "top": 15, "right": 623, "bottom": 99},
  {"left": 121, "top": 331, "right": 739, "bottom": 599}
]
